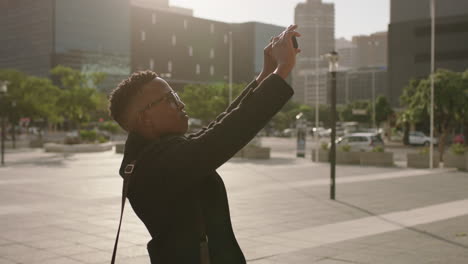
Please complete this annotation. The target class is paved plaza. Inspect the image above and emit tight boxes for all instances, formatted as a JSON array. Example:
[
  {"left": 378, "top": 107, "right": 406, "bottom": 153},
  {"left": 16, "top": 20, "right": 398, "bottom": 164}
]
[{"left": 0, "top": 137, "right": 467, "bottom": 263}]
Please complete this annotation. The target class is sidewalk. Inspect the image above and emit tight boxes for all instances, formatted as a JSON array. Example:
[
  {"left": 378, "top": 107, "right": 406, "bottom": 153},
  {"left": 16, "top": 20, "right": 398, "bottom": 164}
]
[{"left": 0, "top": 148, "right": 467, "bottom": 263}]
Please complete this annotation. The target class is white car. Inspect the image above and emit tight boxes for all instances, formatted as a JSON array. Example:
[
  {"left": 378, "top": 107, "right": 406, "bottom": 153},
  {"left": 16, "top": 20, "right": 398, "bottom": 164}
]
[
  {"left": 408, "top": 131, "right": 438, "bottom": 146},
  {"left": 330, "top": 133, "right": 385, "bottom": 152}
]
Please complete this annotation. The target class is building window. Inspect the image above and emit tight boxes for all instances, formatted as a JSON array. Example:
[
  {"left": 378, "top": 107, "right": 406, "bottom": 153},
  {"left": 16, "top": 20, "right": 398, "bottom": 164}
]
[
  {"left": 188, "top": 46, "right": 193, "bottom": 56},
  {"left": 149, "top": 58, "right": 154, "bottom": 70},
  {"left": 141, "top": 31, "right": 146, "bottom": 41},
  {"left": 210, "top": 48, "right": 215, "bottom": 59},
  {"left": 183, "top": 19, "right": 188, "bottom": 30},
  {"left": 224, "top": 34, "right": 228, "bottom": 44},
  {"left": 210, "top": 23, "right": 215, "bottom": 34},
  {"left": 152, "top": 13, "right": 156, "bottom": 24},
  {"left": 196, "top": 64, "right": 200, "bottom": 75},
  {"left": 210, "top": 65, "right": 215, "bottom": 76},
  {"left": 171, "top": 34, "right": 176, "bottom": 46},
  {"left": 168, "top": 61, "right": 172, "bottom": 72}
]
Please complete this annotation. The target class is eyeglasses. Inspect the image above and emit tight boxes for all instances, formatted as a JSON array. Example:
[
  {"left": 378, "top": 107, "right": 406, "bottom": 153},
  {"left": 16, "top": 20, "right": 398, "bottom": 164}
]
[{"left": 139, "top": 91, "right": 182, "bottom": 113}]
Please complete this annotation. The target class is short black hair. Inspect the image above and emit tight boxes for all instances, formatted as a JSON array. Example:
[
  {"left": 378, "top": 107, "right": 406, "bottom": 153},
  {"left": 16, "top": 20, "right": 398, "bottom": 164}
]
[{"left": 108, "top": 70, "right": 158, "bottom": 130}]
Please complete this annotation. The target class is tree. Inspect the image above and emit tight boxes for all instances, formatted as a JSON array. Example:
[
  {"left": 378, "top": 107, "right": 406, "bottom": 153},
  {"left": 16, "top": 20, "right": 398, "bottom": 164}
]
[
  {"left": 50, "top": 66, "right": 107, "bottom": 129},
  {"left": 339, "top": 100, "right": 371, "bottom": 124},
  {"left": 374, "top": 96, "right": 394, "bottom": 128},
  {"left": 462, "top": 70, "right": 468, "bottom": 146},
  {"left": 400, "top": 69, "right": 467, "bottom": 160},
  {"left": 179, "top": 82, "right": 244, "bottom": 125},
  {"left": 0, "top": 69, "right": 62, "bottom": 127}
]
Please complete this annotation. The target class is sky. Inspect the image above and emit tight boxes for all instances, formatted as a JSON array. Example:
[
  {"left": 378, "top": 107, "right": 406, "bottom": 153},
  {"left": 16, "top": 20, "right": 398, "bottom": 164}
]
[{"left": 170, "top": 0, "right": 389, "bottom": 40}]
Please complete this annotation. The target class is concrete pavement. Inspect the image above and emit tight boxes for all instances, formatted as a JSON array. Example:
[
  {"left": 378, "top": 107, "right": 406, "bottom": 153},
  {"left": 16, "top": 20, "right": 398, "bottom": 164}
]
[{"left": 0, "top": 142, "right": 467, "bottom": 263}]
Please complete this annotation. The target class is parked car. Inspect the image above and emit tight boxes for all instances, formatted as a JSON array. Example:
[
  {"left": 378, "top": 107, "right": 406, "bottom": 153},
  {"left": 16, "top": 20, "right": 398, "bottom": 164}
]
[
  {"left": 281, "top": 128, "right": 297, "bottom": 137},
  {"left": 317, "top": 128, "right": 345, "bottom": 138},
  {"left": 452, "top": 134, "right": 465, "bottom": 145},
  {"left": 311, "top": 127, "right": 326, "bottom": 136},
  {"left": 329, "top": 133, "right": 385, "bottom": 152},
  {"left": 408, "top": 131, "right": 438, "bottom": 146}
]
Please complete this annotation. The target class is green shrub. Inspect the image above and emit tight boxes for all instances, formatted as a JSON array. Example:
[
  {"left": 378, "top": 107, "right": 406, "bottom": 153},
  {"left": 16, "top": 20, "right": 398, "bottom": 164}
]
[
  {"left": 98, "top": 121, "right": 120, "bottom": 134},
  {"left": 372, "top": 146, "right": 384, "bottom": 152},
  {"left": 80, "top": 130, "right": 97, "bottom": 142},
  {"left": 340, "top": 144, "right": 351, "bottom": 152},
  {"left": 450, "top": 143, "right": 466, "bottom": 155},
  {"left": 320, "top": 142, "right": 329, "bottom": 151},
  {"left": 97, "top": 135, "right": 108, "bottom": 143}
]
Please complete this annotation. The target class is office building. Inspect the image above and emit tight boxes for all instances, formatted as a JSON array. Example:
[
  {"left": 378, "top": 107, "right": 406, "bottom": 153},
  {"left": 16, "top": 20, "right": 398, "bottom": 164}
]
[
  {"left": 0, "top": 0, "right": 131, "bottom": 93},
  {"left": 388, "top": 0, "right": 468, "bottom": 106},
  {"left": 293, "top": 0, "right": 335, "bottom": 106},
  {"left": 353, "top": 32, "right": 387, "bottom": 68}
]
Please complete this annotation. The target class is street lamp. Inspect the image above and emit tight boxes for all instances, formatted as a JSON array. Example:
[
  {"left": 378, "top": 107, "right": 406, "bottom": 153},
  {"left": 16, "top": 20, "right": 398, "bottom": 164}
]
[
  {"left": 0, "top": 81, "right": 9, "bottom": 166},
  {"left": 429, "top": 0, "right": 436, "bottom": 169},
  {"left": 229, "top": 31, "right": 233, "bottom": 104},
  {"left": 11, "top": 100, "right": 16, "bottom": 149},
  {"left": 314, "top": 17, "right": 320, "bottom": 163},
  {"left": 368, "top": 40, "right": 380, "bottom": 129},
  {"left": 325, "top": 51, "right": 338, "bottom": 200}
]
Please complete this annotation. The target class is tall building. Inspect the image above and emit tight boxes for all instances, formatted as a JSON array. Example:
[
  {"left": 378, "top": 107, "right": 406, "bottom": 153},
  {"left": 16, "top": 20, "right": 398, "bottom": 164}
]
[
  {"left": 336, "top": 67, "right": 388, "bottom": 106},
  {"left": 353, "top": 32, "right": 387, "bottom": 68},
  {"left": 131, "top": 0, "right": 193, "bottom": 16},
  {"left": 131, "top": 6, "right": 231, "bottom": 91},
  {"left": 336, "top": 38, "right": 357, "bottom": 70},
  {"left": 0, "top": 0, "right": 131, "bottom": 93},
  {"left": 131, "top": 7, "right": 284, "bottom": 91},
  {"left": 293, "top": 0, "right": 335, "bottom": 107},
  {"left": 0, "top": 0, "right": 282, "bottom": 94},
  {"left": 230, "top": 22, "right": 284, "bottom": 83},
  {"left": 388, "top": 0, "right": 468, "bottom": 107},
  {"left": 334, "top": 32, "right": 389, "bottom": 106}
]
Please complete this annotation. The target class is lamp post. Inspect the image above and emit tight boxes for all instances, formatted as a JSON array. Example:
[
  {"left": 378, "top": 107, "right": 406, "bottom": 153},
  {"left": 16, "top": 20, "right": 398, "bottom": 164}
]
[
  {"left": 326, "top": 51, "right": 339, "bottom": 200},
  {"left": 0, "top": 81, "right": 9, "bottom": 166},
  {"left": 11, "top": 101, "right": 16, "bottom": 149},
  {"left": 314, "top": 17, "right": 320, "bottom": 162},
  {"left": 228, "top": 31, "right": 233, "bottom": 104},
  {"left": 429, "top": 0, "right": 436, "bottom": 169},
  {"left": 367, "top": 40, "right": 380, "bottom": 129}
]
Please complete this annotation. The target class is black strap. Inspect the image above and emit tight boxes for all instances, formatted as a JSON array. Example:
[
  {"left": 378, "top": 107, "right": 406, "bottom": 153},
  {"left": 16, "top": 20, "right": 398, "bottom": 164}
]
[{"left": 111, "top": 161, "right": 136, "bottom": 264}]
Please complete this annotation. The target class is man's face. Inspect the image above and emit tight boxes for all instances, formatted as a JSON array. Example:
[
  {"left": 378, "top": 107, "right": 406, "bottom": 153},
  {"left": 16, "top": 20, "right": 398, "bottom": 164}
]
[{"left": 134, "top": 77, "right": 189, "bottom": 137}]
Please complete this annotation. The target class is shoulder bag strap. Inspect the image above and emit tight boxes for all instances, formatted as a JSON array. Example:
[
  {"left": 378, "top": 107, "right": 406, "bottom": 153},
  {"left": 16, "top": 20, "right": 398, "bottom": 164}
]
[{"left": 111, "top": 160, "right": 136, "bottom": 264}]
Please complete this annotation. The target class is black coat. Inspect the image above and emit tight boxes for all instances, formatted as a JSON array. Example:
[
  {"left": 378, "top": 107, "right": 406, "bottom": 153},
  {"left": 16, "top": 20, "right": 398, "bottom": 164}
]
[{"left": 119, "top": 74, "right": 294, "bottom": 263}]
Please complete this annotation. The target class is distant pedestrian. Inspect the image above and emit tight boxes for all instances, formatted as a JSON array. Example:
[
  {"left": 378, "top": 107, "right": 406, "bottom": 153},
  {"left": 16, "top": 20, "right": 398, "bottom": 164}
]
[{"left": 108, "top": 25, "right": 301, "bottom": 264}]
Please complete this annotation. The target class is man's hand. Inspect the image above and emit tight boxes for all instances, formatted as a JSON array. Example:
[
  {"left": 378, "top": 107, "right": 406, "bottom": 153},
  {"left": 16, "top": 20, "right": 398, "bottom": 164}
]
[
  {"left": 256, "top": 40, "right": 277, "bottom": 83},
  {"left": 271, "top": 25, "right": 301, "bottom": 80}
]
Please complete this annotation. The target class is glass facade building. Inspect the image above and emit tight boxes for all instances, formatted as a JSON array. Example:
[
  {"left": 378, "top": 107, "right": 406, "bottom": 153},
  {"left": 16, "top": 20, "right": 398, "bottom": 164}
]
[{"left": 0, "top": 0, "right": 131, "bottom": 92}]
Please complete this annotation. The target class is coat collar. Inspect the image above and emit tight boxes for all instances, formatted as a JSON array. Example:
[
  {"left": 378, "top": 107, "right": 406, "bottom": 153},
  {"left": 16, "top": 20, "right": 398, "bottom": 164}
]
[{"left": 118, "top": 132, "right": 184, "bottom": 177}]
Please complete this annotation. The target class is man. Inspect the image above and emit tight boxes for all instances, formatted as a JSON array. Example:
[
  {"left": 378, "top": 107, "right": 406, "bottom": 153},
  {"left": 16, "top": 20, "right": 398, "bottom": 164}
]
[{"left": 108, "top": 25, "right": 301, "bottom": 263}]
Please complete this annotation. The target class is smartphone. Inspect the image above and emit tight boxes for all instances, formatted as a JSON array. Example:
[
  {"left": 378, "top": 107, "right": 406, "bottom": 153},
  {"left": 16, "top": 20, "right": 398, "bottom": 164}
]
[{"left": 292, "top": 36, "right": 299, "bottom": 49}]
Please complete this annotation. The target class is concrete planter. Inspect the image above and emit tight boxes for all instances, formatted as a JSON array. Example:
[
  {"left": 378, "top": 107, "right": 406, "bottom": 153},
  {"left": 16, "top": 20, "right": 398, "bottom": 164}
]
[
  {"left": 336, "top": 151, "right": 361, "bottom": 165},
  {"left": 242, "top": 146, "right": 270, "bottom": 159},
  {"left": 311, "top": 149, "right": 329, "bottom": 162},
  {"left": 29, "top": 139, "right": 44, "bottom": 148},
  {"left": 360, "top": 152, "right": 394, "bottom": 167},
  {"left": 444, "top": 152, "right": 466, "bottom": 170},
  {"left": 407, "top": 153, "right": 440, "bottom": 168},
  {"left": 44, "top": 143, "right": 113, "bottom": 153},
  {"left": 466, "top": 153, "right": 468, "bottom": 171}
]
